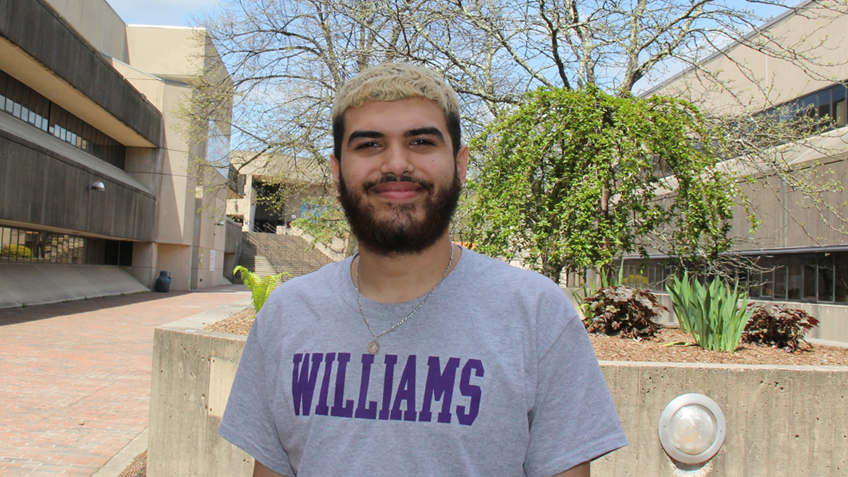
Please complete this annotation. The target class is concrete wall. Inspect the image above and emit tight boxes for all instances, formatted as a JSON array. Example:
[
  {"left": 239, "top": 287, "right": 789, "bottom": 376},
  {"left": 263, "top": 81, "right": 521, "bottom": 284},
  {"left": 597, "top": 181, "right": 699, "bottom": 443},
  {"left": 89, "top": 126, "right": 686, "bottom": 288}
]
[
  {"left": 149, "top": 308, "right": 848, "bottom": 477},
  {"left": 0, "top": 263, "right": 149, "bottom": 308},
  {"left": 646, "top": 2, "right": 848, "bottom": 114},
  {"left": 225, "top": 219, "right": 242, "bottom": 254},
  {"left": 110, "top": 61, "right": 199, "bottom": 248},
  {"left": 727, "top": 153, "right": 848, "bottom": 251},
  {"left": 0, "top": 128, "right": 156, "bottom": 242},
  {"left": 596, "top": 361, "right": 848, "bottom": 476},
  {"left": 126, "top": 26, "right": 205, "bottom": 82},
  {"left": 125, "top": 241, "right": 157, "bottom": 289},
  {"left": 148, "top": 303, "right": 254, "bottom": 477},
  {"left": 0, "top": 0, "right": 162, "bottom": 147},
  {"left": 156, "top": 243, "right": 193, "bottom": 292},
  {"left": 43, "top": 0, "right": 129, "bottom": 62}
]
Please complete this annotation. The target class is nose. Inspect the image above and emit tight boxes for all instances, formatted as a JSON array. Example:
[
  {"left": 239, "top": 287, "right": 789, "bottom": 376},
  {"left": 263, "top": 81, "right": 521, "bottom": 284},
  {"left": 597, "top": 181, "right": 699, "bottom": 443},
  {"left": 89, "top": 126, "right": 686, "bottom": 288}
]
[{"left": 380, "top": 142, "right": 414, "bottom": 176}]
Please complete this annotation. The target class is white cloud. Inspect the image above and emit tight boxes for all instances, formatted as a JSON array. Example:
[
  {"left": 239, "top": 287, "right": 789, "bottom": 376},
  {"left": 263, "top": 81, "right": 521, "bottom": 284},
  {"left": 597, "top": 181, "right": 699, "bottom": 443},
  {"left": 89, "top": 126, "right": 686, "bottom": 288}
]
[{"left": 106, "top": 0, "right": 220, "bottom": 27}]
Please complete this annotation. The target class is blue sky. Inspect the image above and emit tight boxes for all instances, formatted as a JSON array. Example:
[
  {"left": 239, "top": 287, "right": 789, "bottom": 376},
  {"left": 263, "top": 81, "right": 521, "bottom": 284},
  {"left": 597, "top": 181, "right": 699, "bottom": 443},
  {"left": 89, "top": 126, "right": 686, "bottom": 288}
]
[{"left": 106, "top": 0, "right": 220, "bottom": 27}]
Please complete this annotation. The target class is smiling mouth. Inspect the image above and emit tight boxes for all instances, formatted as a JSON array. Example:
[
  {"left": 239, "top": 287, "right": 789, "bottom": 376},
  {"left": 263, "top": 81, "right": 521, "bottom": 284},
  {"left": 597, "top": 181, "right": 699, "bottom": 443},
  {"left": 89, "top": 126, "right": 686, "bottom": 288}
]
[
  {"left": 369, "top": 181, "right": 423, "bottom": 200},
  {"left": 365, "top": 176, "right": 432, "bottom": 201}
]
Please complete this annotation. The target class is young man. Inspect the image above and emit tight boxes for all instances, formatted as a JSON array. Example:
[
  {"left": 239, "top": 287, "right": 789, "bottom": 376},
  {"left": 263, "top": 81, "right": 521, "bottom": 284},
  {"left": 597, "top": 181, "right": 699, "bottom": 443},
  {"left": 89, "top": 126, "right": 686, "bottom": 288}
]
[{"left": 219, "top": 63, "right": 627, "bottom": 477}]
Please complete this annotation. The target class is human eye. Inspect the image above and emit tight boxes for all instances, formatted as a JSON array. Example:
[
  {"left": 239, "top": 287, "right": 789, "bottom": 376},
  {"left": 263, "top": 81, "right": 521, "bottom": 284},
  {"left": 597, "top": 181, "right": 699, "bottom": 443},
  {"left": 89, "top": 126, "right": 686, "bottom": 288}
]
[
  {"left": 354, "top": 140, "right": 381, "bottom": 150},
  {"left": 410, "top": 138, "right": 437, "bottom": 147}
]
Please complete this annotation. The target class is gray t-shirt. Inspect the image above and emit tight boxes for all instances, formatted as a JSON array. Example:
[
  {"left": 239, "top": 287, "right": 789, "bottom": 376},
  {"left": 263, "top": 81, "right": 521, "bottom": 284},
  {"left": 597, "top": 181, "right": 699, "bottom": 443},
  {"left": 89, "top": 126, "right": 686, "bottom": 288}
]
[{"left": 219, "top": 248, "right": 627, "bottom": 476}]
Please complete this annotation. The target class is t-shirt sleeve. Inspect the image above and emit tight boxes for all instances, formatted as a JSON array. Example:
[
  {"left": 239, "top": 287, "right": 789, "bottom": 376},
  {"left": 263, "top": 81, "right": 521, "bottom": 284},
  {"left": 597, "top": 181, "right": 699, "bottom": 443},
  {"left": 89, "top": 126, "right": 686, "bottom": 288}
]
[
  {"left": 218, "top": 316, "right": 295, "bottom": 476},
  {"left": 524, "top": 294, "right": 628, "bottom": 477}
]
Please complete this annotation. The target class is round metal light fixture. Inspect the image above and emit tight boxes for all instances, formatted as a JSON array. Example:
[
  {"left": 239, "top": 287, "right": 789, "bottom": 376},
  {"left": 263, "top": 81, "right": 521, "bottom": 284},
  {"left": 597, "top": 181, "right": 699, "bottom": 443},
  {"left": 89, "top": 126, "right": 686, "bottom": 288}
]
[
  {"left": 90, "top": 181, "right": 106, "bottom": 192},
  {"left": 658, "top": 393, "right": 726, "bottom": 465}
]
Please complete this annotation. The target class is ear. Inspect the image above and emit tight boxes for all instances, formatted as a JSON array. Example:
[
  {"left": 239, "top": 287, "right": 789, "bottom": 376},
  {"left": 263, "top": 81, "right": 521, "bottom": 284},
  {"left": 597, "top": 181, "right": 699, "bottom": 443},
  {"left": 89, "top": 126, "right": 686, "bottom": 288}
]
[
  {"left": 456, "top": 145, "right": 469, "bottom": 186},
  {"left": 330, "top": 153, "right": 341, "bottom": 189}
]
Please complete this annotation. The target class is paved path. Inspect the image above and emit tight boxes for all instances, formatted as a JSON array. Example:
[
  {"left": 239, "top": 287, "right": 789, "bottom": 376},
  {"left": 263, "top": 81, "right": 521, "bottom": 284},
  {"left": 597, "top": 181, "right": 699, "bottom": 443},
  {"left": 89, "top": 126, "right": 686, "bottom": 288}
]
[{"left": 0, "top": 285, "right": 250, "bottom": 476}]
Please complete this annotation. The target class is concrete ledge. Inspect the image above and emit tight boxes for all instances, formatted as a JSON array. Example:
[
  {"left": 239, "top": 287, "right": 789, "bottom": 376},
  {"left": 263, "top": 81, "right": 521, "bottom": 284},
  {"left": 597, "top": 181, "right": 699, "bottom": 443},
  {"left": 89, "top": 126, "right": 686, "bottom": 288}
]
[
  {"left": 595, "top": 360, "right": 848, "bottom": 476},
  {"left": 150, "top": 303, "right": 848, "bottom": 477},
  {"left": 0, "top": 263, "right": 150, "bottom": 308},
  {"left": 91, "top": 428, "right": 148, "bottom": 477},
  {"left": 148, "top": 299, "right": 253, "bottom": 477}
]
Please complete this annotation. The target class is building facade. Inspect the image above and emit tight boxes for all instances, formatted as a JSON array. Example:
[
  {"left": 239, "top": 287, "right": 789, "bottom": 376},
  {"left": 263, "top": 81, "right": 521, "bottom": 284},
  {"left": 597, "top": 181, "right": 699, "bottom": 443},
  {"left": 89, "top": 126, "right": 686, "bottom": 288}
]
[
  {"left": 226, "top": 151, "right": 330, "bottom": 234},
  {"left": 0, "top": 0, "right": 239, "bottom": 308},
  {"left": 628, "top": 1, "right": 848, "bottom": 342}
]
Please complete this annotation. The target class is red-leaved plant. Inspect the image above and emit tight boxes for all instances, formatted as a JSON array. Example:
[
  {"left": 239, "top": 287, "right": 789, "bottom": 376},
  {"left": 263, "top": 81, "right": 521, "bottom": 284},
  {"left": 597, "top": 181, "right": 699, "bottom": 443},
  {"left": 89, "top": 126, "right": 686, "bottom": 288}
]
[
  {"left": 582, "top": 286, "right": 667, "bottom": 340},
  {"left": 741, "top": 304, "right": 820, "bottom": 352}
]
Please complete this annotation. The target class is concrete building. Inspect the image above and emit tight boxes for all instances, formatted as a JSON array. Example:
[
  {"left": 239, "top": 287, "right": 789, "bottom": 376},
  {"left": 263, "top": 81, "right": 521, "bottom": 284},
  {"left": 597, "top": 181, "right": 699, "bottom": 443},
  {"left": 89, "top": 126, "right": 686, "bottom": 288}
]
[
  {"left": 227, "top": 151, "right": 330, "bottom": 234},
  {"left": 0, "top": 0, "right": 240, "bottom": 308},
  {"left": 627, "top": 0, "right": 848, "bottom": 341}
]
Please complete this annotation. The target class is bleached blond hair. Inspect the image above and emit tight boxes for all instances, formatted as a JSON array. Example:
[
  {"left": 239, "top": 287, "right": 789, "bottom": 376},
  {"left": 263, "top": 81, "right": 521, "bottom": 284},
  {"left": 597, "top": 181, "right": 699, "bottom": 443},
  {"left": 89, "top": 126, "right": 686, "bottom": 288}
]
[{"left": 332, "top": 63, "right": 462, "bottom": 160}]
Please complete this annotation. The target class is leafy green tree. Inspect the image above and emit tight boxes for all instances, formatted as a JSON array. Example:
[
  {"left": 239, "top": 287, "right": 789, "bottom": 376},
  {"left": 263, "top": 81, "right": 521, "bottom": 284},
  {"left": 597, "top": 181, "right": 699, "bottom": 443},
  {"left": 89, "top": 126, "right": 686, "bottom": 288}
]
[{"left": 468, "top": 86, "right": 747, "bottom": 283}]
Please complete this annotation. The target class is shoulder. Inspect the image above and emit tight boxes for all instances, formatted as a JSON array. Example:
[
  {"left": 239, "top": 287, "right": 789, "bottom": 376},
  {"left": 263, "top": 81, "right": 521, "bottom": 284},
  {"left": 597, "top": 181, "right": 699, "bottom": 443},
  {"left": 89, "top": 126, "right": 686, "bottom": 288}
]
[{"left": 453, "top": 249, "right": 581, "bottom": 346}]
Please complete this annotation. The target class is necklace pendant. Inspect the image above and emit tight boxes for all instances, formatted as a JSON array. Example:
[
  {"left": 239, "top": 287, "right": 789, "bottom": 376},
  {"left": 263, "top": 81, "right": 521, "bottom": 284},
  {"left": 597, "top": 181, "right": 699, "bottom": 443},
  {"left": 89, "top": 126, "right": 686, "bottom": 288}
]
[{"left": 367, "top": 340, "right": 380, "bottom": 355}]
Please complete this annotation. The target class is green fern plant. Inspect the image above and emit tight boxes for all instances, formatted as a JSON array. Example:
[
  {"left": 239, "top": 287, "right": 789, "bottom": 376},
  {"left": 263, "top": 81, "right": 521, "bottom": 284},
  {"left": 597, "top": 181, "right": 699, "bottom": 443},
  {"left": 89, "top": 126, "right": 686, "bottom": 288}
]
[
  {"left": 233, "top": 266, "right": 291, "bottom": 313},
  {"left": 666, "top": 272, "right": 751, "bottom": 352}
]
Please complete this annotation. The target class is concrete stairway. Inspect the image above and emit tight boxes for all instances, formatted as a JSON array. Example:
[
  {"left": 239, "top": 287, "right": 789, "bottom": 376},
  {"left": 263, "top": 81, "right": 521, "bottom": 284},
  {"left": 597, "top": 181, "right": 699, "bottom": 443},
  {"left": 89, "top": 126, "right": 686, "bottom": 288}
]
[{"left": 236, "top": 232, "right": 337, "bottom": 278}]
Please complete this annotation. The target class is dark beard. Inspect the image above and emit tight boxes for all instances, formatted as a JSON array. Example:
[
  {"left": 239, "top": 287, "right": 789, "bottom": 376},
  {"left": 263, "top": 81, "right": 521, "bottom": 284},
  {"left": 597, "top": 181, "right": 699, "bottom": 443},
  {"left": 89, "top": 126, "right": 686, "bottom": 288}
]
[{"left": 338, "top": 171, "right": 462, "bottom": 255}]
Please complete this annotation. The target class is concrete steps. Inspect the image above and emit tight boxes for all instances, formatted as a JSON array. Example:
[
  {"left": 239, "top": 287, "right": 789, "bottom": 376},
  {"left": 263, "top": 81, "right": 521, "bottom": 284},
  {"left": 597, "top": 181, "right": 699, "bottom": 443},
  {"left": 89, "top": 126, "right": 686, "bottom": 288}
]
[{"left": 236, "top": 232, "right": 337, "bottom": 279}]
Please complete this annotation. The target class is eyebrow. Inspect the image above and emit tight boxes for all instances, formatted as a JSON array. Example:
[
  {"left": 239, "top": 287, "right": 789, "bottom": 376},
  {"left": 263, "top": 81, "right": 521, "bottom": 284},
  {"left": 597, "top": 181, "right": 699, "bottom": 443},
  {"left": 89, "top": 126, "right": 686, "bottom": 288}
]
[
  {"left": 405, "top": 127, "right": 444, "bottom": 140},
  {"left": 347, "top": 130, "right": 384, "bottom": 142},
  {"left": 346, "top": 127, "right": 445, "bottom": 143}
]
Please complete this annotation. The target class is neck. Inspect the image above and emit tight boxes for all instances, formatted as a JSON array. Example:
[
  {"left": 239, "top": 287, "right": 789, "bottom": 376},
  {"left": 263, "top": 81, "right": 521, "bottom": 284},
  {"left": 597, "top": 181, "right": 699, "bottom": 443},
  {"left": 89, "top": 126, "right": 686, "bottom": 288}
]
[{"left": 353, "top": 233, "right": 460, "bottom": 304}]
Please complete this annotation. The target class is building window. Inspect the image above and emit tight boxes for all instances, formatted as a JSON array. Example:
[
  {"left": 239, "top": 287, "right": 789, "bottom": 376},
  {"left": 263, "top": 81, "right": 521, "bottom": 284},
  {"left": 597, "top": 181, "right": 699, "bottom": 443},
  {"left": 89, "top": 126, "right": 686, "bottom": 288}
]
[
  {"left": 818, "top": 256, "right": 835, "bottom": 302},
  {"left": 835, "top": 255, "right": 848, "bottom": 303},
  {"left": 774, "top": 261, "right": 787, "bottom": 300},
  {"left": 759, "top": 256, "right": 775, "bottom": 298},
  {"left": 758, "top": 82, "right": 848, "bottom": 136},
  {"left": 622, "top": 251, "right": 848, "bottom": 306},
  {"left": 0, "top": 226, "right": 132, "bottom": 266},
  {"left": 803, "top": 257, "right": 817, "bottom": 301},
  {"left": 786, "top": 256, "right": 803, "bottom": 300},
  {"left": 0, "top": 69, "right": 126, "bottom": 169}
]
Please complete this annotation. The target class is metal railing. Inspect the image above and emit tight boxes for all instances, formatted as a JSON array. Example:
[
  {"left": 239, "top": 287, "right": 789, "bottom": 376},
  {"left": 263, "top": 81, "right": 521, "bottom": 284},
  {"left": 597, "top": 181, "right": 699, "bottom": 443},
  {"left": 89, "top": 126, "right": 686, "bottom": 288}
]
[{"left": 252, "top": 222, "right": 278, "bottom": 234}]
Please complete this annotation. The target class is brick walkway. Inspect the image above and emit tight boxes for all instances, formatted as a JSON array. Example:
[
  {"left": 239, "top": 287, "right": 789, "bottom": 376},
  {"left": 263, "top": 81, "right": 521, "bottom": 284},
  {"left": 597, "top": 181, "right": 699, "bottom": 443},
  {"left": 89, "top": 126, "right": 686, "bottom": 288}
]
[{"left": 0, "top": 286, "right": 250, "bottom": 476}]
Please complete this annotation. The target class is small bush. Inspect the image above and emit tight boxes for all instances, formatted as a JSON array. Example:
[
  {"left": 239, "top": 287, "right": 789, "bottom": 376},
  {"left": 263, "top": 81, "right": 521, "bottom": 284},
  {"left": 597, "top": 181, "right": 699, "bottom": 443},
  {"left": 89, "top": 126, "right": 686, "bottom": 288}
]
[
  {"left": 582, "top": 286, "right": 667, "bottom": 340},
  {"left": 666, "top": 272, "right": 751, "bottom": 352},
  {"left": 1, "top": 244, "right": 32, "bottom": 258},
  {"left": 742, "top": 304, "right": 819, "bottom": 352},
  {"left": 233, "top": 266, "right": 291, "bottom": 313}
]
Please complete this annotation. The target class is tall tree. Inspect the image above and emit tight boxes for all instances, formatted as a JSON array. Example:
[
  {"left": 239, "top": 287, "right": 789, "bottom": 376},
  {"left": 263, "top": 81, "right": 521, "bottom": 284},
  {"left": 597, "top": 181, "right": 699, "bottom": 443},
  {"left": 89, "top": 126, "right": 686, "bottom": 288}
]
[{"left": 469, "top": 86, "right": 740, "bottom": 282}]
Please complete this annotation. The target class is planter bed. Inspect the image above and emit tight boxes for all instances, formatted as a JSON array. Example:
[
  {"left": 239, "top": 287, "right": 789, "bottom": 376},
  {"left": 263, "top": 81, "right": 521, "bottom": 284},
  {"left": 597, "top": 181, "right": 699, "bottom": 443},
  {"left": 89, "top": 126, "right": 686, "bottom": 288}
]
[{"left": 148, "top": 303, "right": 848, "bottom": 477}]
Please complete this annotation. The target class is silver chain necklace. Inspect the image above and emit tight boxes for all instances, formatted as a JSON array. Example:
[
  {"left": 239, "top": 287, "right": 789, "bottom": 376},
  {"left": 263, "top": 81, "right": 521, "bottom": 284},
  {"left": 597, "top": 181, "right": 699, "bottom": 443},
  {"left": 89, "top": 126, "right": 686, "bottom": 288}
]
[{"left": 355, "top": 243, "right": 455, "bottom": 355}]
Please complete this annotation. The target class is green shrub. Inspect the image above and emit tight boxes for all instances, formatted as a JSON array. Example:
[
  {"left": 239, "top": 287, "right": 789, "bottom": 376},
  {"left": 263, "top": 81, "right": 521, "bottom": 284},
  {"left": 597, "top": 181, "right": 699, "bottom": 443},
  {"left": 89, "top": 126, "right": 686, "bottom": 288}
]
[
  {"left": 742, "top": 304, "right": 819, "bottom": 352},
  {"left": 0, "top": 244, "right": 32, "bottom": 258},
  {"left": 233, "top": 266, "right": 291, "bottom": 313},
  {"left": 582, "top": 286, "right": 667, "bottom": 340},
  {"left": 665, "top": 272, "right": 751, "bottom": 352}
]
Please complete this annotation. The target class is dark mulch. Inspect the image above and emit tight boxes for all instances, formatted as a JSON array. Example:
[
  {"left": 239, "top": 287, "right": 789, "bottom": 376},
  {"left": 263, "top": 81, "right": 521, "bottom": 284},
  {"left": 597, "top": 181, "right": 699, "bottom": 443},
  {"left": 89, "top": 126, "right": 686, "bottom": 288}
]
[{"left": 589, "top": 327, "right": 848, "bottom": 366}]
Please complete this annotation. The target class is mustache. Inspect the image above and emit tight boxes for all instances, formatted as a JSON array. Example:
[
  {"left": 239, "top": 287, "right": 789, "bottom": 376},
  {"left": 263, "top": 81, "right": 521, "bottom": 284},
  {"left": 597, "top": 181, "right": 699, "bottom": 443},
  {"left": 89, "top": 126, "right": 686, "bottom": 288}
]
[{"left": 363, "top": 174, "right": 434, "bottom": 192}]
